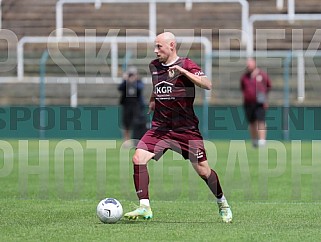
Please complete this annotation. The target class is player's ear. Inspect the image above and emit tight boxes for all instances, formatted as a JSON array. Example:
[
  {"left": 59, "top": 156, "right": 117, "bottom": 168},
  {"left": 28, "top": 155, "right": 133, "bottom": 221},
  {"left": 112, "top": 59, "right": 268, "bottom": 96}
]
[{"left": 170, "top": 41, "right": 175, "bottom": 50}]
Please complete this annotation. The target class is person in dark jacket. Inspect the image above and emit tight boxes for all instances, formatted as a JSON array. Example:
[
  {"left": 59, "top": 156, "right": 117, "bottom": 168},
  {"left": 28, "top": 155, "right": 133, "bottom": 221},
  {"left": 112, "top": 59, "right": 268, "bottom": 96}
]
[{"left": 118, "top": 67, "right": 146, "bottom": 145}]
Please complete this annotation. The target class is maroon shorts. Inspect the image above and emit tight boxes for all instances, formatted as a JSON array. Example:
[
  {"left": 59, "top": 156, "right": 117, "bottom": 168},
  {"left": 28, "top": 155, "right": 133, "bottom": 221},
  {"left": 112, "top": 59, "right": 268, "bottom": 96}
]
[{"left": 136, "top": 128, "right": 207, "bottom": 163}]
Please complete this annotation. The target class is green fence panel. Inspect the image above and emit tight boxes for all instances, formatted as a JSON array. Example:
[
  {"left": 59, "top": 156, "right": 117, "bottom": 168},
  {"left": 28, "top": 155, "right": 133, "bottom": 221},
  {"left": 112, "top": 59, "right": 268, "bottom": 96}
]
[{"left": 0, "top": 105, "right": 319, "bottom": 140}]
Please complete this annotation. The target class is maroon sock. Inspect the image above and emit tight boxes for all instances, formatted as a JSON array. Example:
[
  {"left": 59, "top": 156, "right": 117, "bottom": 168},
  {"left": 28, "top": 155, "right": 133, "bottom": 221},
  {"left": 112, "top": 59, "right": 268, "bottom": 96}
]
[
  {"left": 202, "top": 169, "right": 223, "bottom": 199},
  {"left": 133, "top": 164, "right": 149, "bottom": 200}
]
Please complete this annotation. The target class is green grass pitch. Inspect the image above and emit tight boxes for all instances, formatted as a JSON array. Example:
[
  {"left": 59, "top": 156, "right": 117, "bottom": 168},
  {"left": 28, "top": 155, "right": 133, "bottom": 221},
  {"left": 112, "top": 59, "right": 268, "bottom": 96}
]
[{"left": 1, "top": 139, "right": 321, "bottom": 241}]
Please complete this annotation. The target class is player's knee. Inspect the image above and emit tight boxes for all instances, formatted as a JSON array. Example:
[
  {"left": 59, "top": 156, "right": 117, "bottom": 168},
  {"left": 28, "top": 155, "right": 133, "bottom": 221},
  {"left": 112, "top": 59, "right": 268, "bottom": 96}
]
[
  {"left": 198, "top": 170, "right": 209, "bottom": 179},
  {"left": 132, "top": 149, "right": 154, "bottom": 165},
  {"left": 132, "top": 153, "right": 141, "bottom": 165},
  {"left": 132, "top": 152, "right": 148, "bottom": 165},
  {"left": 194, "top": 162, "right": 211, "bottom": 179}
]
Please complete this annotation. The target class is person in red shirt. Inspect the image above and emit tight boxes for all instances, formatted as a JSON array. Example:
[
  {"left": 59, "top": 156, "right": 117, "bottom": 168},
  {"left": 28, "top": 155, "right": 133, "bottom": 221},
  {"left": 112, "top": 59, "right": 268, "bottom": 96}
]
[
  {"left": 240, "top": 58, "right": 272, "bottom": 147},
  {"left": 124, "top": 32, "right": 232, "bottom": 223}
]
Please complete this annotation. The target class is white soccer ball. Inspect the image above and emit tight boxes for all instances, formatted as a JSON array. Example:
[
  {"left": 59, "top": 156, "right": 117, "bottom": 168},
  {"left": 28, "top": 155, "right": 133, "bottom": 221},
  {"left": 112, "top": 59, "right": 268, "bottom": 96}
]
[{"left": 96, "top": 198, "right": 123, "bottom": 224}]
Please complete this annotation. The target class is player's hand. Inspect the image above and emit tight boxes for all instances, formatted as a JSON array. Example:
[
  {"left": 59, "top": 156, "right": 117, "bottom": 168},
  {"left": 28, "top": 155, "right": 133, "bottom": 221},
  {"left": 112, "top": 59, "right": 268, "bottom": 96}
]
[
  {"left": 147, "top": 101, "right": 155, "bottom": 114},
  {"left": 168, "top": 65, "right": 186, "bottom": 76}
]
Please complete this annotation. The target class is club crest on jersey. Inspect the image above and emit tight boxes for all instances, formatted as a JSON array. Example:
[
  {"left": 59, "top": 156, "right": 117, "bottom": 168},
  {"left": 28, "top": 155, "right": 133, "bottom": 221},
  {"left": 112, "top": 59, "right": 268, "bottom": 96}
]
[
  {"left": 154, "top": 81, "right": 173, "bottom": 95},
  {"left": 256, "top": 75, "right": 263, "bottom": 82},
  {"left": 168, "top": 69, "right": 175, "bottom": 78}
]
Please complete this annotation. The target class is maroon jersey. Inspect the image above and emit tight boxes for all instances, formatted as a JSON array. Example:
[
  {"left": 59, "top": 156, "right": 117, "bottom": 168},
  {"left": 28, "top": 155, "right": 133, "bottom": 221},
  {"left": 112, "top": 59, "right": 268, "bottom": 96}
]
[
  {"left": 240, "top": 69, "right": 272, "bottom": 104},
  {"left": 149, "top": 57, "right": 205, "bottom": 130}
]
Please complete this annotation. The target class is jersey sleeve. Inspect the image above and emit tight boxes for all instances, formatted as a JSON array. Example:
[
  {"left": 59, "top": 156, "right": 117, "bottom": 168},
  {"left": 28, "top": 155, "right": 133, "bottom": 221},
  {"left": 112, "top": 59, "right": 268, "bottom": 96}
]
[{"left": 183, "top": 58, "right": 206, "bottom": 77}]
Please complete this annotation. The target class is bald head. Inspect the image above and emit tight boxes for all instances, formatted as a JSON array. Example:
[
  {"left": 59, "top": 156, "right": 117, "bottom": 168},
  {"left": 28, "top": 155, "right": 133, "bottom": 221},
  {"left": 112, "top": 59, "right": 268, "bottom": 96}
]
[
  {"left": 157, "top": 32, "right": 176, "bottom": 45},
  {"left": 154, "top": 32, "right": 178, "bottom": 64}
]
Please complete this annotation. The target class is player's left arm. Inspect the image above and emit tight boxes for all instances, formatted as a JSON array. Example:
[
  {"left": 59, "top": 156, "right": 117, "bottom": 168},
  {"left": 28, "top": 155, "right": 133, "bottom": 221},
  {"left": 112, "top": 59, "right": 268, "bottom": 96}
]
[
  {"left": 147, "top": 95, "right": 155, "bottom": 114},
  {"left": 168, "top": 65, "right": 212, "bottom": 90}
]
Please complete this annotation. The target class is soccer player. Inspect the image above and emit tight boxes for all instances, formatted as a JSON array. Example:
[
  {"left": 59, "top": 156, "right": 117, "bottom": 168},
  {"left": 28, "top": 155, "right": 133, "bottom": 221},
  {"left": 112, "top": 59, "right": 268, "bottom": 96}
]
[
  {"left": 124, "top": 32, "right": 232, "bottom": 223},
  {"left": 240, "top": 58, "right": 272, "bottom": 147}
]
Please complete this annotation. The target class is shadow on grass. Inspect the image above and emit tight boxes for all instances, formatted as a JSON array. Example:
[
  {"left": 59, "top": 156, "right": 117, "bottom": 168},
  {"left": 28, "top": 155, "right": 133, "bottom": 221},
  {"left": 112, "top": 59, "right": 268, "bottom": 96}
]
[{"left": 114, "top": 219, "right": 229, "bottom": 225}]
